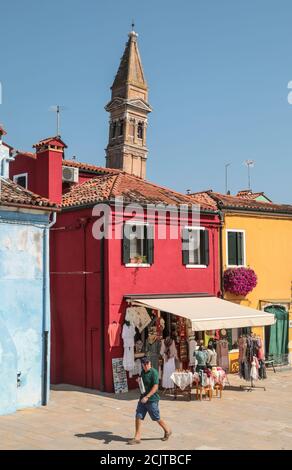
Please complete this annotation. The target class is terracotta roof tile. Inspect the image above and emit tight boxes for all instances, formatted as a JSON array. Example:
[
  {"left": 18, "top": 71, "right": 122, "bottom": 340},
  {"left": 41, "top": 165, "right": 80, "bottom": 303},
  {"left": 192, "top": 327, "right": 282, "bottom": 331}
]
[
  {"left": 63, "top": 160, "right": 120, "bottom": 175},
  {"left": 61, "top": 171, "right": 216, "bottom": 211},
  {"left": 0, "top": 178, "right": 58, "bottom": 210},
  {"left": 33, "top": 136, "right": 67, "bottom": 148},
  {"left": 236, "top": 190, "right": 272, "bottom": 202},
  {"left": 188, "top": 191, "right": 218, "bottom": 208},
  {"left": 209, "top": 191, "right": 292, "bottom": 214}
]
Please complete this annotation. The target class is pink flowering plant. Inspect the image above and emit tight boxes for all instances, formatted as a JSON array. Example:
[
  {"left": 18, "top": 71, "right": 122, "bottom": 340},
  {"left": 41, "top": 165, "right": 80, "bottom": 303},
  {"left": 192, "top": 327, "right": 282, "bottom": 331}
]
[{"left": 224, "top": 267, "right": 257, "bottom": 296}]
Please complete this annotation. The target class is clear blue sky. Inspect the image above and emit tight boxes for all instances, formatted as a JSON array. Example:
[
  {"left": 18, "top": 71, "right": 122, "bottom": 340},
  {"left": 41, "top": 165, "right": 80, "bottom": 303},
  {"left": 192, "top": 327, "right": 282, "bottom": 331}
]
[{"left": 1, "top": 0, "right": 292, "bottom": 202}]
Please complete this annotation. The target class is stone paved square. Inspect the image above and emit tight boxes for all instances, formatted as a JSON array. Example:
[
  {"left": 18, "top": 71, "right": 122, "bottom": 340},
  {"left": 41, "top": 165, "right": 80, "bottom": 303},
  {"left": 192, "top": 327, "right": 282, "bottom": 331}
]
[{"left": 0, "top": 370, "right": 291, "bottom": 450}]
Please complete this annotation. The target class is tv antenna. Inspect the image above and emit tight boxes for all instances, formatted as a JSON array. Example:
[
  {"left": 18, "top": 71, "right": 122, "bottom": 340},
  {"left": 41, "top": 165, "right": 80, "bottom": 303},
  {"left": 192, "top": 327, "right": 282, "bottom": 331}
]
[
  {"left": 225, "top": 163, "right": 231, "bottom": 194},
  {"left": 244, "top": 160, "right": 255, "bottom": 190},
  {"left": 49, "top": 105, "right": 67, "bottom": 137}
]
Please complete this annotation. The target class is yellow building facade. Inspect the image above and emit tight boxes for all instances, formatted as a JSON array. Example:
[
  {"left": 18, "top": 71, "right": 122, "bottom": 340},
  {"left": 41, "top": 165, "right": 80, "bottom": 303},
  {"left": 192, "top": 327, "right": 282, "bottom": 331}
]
[{"left": 192, "top": 190, "right": 292, "bottom": 371}]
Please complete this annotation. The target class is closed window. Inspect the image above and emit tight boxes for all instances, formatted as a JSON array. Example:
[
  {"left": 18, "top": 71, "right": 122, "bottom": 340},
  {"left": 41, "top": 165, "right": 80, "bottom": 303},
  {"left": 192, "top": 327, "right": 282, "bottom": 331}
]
[
  {"left": 182, "top": 227, "right": 209, "bottom": 266},
  {"left": 123, "top": 223, "right": 154, "bottom": 265},
  {"left": 227, "top": 230, "right": 245, "bottom": 266}
]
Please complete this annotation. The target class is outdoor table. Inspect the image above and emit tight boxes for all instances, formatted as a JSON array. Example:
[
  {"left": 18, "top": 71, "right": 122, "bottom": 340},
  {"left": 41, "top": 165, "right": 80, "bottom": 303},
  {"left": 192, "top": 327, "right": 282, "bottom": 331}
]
[{"left": 170, "top": 371, "right": 194, "bottom": 401}]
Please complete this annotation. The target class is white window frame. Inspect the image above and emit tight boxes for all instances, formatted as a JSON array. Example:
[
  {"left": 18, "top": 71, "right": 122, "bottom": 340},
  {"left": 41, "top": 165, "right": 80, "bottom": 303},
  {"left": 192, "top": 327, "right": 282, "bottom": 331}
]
[
  {"left": 184, "top": 226, "right": 207, "bottom": 269},
  {"left": 125, "top": 220, "right": 151, "bottom": 268},
  {"left": 13, "top": 173, "right": 28, "bottom": 189},
  {"left": 226, "top": 229, "right": 246, "bottom": 268}
]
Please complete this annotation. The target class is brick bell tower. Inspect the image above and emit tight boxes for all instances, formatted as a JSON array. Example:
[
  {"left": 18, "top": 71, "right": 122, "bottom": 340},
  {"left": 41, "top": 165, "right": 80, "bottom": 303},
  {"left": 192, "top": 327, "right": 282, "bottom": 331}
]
[{"left": 105, "top": 28, "right": 152, "bottom": 179}]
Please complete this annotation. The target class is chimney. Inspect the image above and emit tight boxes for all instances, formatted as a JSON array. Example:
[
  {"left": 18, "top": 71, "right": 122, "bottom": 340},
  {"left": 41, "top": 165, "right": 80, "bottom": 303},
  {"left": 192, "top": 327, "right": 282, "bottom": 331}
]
[
  {"left": 0, "top": 125, "right": 15, "bottom": 178},
  {"left": 33, "top": 136, "right": 67, "bottom": 204}
]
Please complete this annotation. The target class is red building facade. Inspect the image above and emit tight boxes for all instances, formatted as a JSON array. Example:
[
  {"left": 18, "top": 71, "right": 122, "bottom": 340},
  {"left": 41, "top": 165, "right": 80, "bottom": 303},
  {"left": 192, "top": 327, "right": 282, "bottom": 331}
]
[{"left": 10, "top": 146, "right": 220, "bottom": 392}]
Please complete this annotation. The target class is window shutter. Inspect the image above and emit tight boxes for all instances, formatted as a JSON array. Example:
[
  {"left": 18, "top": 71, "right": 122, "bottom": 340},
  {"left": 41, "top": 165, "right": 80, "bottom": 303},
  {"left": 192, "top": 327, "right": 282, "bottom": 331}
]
[
  {"left": 122, "top": 223, "right": 131, "bottom": 264},
  {"left": 201, "top": 229, "right": 209, "bottom": 266},
  {"left": 228, "top": 232, "right": 237, "bottom": 265},
  {"left": 237, "top": 232, "right": 244, "bottom": 265},
  {"left": 146, "top": 225, "right": 154, "bottom": 265},
  {"left": 182, "top": 228, "right": 190, "bottom": 265}
]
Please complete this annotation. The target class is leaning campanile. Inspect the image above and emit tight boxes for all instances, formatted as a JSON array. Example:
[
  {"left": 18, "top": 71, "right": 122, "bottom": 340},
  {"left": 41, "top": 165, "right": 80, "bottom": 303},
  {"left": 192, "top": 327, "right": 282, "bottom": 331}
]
[{"left": 105, "top": 28, "right": 152, "bottom": 179}]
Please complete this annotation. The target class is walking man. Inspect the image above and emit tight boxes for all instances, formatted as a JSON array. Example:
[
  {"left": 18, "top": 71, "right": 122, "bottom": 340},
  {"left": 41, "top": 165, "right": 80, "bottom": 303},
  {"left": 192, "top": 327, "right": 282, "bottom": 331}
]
[{"left": 128, "top": 356, "right": 172, "bottom": 445}]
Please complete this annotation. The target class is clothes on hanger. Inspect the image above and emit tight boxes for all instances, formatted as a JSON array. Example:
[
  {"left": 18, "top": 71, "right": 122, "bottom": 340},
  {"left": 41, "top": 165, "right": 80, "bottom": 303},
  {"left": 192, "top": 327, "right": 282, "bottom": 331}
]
[
  {"left": 216, "top": 339, "right": 229, "bottom": 371},
  {"left": 188, "top": 338, "right": 197, "bottom": 366},
  {"left": 145, "top": 336, "right": 161, "bottom": 371},
  {"left": 125, "top": 306, "right": 151, "bottom": 333},
  {"left": 160, "top": 337, "right": 178, "bottom": 389},
  {"left": 108, "top": 321, "right": 122, "bottom": 347},
  {"left": 122, "top": 322, "right": 136, "bottom": 371}
]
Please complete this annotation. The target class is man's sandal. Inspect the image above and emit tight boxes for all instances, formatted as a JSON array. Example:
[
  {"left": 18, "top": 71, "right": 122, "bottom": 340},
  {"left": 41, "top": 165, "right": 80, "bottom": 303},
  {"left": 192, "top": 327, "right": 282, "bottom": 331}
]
[
  {"left": 161, "top": 430, "right": 172, "bottom": 441},
  {"left": 128, "top": 438, "right": 141, "bottom": 445}
]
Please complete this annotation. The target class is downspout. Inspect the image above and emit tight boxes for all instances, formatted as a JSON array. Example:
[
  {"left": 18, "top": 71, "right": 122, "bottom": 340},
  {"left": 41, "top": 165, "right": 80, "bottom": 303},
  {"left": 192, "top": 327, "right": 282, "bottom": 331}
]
[
  {"left": 42, "top": 211, "right": 57, "bottom": 406},
  {"left": 79, "top": 217, "right": 90, "bottom": 387},
  {"left": 100, "top": 237, "right": 105, "bottom": 392},
  {"left": 218, "top": 210, "right": 224, "bottom": 298}
]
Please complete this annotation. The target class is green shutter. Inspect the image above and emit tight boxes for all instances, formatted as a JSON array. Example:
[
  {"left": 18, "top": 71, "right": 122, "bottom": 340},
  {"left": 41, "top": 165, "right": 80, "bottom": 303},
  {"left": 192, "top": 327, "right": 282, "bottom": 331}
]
[
  {"left": 146, "top": 225, "right": 154, "bottom": 265},
  {"left": 122, "top": 223, "right": 131, "bottom": 264},
  {"left": 237, "top": 232, "right": 244, "bottom": 265},
  {"left": 182, "top": 228, "right": 190, "bottom": 265},
  {"left": 202, "top": 229, "right": 209, "bottom": 266},
  {"left": 202, "top": 230, "right": 209, "bottom": 266},
  {"left": 228, "top": 232, "right": 237, "bottom": 265}
]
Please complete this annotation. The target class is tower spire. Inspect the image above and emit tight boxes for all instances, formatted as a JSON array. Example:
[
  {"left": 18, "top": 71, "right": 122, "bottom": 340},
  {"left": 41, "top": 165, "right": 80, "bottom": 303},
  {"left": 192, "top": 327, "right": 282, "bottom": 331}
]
[{"left": 105, "top": 30, "right": 152, "bottom": 179}]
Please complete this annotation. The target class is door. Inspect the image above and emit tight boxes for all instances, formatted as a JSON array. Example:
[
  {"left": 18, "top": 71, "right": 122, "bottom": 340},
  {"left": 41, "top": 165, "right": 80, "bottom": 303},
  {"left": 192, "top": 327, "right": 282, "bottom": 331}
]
[{"left": 264, "top": 305, "right": 289, "bottom": 365}]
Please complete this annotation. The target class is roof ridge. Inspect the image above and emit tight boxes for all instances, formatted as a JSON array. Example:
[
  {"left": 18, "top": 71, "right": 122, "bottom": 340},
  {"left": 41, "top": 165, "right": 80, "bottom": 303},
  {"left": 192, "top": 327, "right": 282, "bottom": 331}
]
[{"left": 109, "top": 172, "right": 123, "bottom": 198}]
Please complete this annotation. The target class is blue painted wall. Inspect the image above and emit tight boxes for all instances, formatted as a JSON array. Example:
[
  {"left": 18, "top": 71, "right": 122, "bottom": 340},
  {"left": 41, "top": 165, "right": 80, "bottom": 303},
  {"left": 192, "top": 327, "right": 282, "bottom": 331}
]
[{"left": 0, "top": 209, "right": 51, "bottom": 415}]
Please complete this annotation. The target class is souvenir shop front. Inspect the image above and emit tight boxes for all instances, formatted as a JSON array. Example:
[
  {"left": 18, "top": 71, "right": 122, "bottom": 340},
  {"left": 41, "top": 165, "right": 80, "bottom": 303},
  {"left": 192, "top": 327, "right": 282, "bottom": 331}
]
[{"left": 121, "top": 294, "right": 275, "bottom": 391}]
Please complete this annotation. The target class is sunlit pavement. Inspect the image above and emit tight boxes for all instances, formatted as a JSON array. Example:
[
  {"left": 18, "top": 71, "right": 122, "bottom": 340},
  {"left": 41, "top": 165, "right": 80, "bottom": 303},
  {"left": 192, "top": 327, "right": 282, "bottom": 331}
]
[{"left": 0, "top": 370, "right": 291, "bottom": 450}]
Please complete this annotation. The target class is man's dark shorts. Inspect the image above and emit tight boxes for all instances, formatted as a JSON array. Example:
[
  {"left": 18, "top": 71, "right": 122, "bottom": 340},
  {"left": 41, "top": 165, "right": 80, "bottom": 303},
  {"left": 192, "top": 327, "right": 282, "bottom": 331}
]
[{"left": 136, "top": 400, "right": 160, "bottom": 421}]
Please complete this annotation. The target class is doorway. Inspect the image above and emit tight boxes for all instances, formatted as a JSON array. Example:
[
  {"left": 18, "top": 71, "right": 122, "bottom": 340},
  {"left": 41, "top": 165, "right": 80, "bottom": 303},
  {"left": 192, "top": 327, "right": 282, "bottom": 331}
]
[{"left": 264, "top": 305, "right": 289, "bottom": 365}]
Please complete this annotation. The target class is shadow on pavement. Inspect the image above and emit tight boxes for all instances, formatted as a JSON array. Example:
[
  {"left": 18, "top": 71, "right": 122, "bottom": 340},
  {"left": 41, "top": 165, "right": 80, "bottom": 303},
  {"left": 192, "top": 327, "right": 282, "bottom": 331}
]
[
  {"left": 76, "top": 431, "right": 129, "bottom": 444},
  {"left": 51, "top": 384, "right": 139, "bottom": 401},
  {"left": 75, "top": 432, "right": 163, "bottom": 445}
]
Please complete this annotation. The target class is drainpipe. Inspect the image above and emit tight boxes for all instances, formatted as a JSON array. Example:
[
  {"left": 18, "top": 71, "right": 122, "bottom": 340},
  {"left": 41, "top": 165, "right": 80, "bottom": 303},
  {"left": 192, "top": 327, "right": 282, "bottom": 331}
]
[
  {"left": 100, "top": 237, "right": 105, "bottom": 392},
  {"left": 218, "top": 210, "right": 224, "bottom": 298},
  {"left": 42, "top": 211, "right": 57, "bottom": 406}
]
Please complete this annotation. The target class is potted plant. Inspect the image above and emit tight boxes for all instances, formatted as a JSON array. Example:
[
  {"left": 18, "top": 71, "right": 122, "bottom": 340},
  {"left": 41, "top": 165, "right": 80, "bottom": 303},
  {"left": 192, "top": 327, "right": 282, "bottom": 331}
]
[
  {"left": 130, "top": 255, "right": 148, "bottom": 264},
  {"left": 224, "top": 267, "right": 257, "bottom": 296}
]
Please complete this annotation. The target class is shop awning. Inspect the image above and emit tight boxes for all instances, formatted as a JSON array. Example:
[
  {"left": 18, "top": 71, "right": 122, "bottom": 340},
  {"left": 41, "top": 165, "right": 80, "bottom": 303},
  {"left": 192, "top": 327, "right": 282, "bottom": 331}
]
[{"left": 130, "top": 296, "right": 275, "bottom": 331}]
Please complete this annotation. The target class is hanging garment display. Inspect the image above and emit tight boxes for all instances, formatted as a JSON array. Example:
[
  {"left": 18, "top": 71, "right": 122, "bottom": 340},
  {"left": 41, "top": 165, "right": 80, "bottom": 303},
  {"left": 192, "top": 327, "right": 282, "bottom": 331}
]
[
  {"left": 108, "top": 321, "right": 122, "bottom": 347},
  {"left": 135, "top": 339, "right": 144, "bottom": 354},
  {"left": 125, "top": 306, "right": 151, "bottom": 333},
  {"left": 250, "top": 356, "right": 259, "bottom": 381},
  {"left": 238, "top": 334, "right": 267, "bottom": 382},
  {"left": 160, "top": 337, "right": 178, "bottom": 389},
  {"left": 238, "top": 336, "right": 247, "bottom": 362},
  {"left": 216, "top": 339, "right": 229, "bottom": 371},
  {"left": 188, "top": 338, "right": 197, "bottom": 366},
  {"left": 129, "top": 359, "right": 142, "bottom": 378},
  {"left": 122, "top": 322, "right": 136, "bottom": 371},
  {"left": 179, "top": 340, "right": 188, "bottom": 363},
  {"left": 145, "top": 336, "right": 161, "bottom": 371}
]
